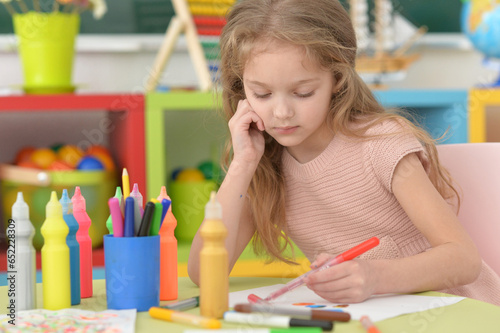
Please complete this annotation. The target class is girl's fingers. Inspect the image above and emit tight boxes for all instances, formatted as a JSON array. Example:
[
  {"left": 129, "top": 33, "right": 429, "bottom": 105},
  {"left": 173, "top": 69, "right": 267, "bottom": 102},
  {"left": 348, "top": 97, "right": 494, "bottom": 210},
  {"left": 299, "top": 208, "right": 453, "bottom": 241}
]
[
  {"left": 231, "top": 100, "right": 265, "bottom": 131},
  {"left": 307, "top": 262, "right": 350, "bottom": 284},
  {"left": 308, "top": 279, "right": 351, "bottom": 296},
  {"left": 311, "top": 253, "right": 332, "bottom": 268}
]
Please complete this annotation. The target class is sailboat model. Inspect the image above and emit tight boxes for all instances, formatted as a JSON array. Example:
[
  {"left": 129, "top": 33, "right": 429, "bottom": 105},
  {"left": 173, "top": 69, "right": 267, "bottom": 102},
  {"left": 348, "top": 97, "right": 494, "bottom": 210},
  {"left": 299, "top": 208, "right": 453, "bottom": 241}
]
[{"left": 350, "top": 0, "right": 426, "bottom": 76}]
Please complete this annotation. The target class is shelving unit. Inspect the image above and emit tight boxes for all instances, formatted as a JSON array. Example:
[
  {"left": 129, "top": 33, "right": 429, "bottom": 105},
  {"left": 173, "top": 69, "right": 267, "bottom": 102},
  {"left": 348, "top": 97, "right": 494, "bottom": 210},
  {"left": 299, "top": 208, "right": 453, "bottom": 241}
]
[
  {"left": 469, "top": 88, "right": 500, "bottom": 143},
  {"left": 145, "top": 91, "right": 223, "bottom": 199},
  {"left": 373, "top": 89, "right": 469, "bottom": 144},
  {"left": 0, "top": 94, "right": 146, "bottom": 190}
]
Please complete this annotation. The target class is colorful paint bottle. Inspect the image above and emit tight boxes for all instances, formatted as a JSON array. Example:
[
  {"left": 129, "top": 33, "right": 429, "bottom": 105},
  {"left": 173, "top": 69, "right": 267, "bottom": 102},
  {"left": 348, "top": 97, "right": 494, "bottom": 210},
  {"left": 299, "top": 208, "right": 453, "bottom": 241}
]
[
  {"left": 200, "top": 191, "right": 228, "bottom": 318},
  {"left": 11, "top": 192, "right": 36, "bottom": 311},
  {"left": 159, "top": 198, "right": 177, "bottom": 300},
  {"left": 72, "top": 186, "right": 93, "bottom": 298},
  {"left": 60, "top": 189, "right": 81, "bottom": 305},
  {"left": 105, "top": 186, "right": 123, "bottom": 234},
  {"left": 41, "top": 191, "right": 71, "bottom": 310}
]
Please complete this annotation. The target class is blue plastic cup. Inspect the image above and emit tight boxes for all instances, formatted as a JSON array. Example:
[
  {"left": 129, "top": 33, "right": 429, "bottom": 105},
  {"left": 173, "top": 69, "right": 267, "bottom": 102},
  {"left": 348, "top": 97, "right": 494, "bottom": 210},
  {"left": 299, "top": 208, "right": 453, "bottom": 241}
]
[{"left": 103, "top": 234, "right": 160, "bottom": 311}]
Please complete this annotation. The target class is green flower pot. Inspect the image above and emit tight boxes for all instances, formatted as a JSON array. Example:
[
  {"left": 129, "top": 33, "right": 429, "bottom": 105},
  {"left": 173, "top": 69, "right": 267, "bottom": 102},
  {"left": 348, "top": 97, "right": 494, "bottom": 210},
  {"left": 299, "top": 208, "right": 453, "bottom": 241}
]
[{"left": 13, "top": 12, "right": 80, "bottom": 94}]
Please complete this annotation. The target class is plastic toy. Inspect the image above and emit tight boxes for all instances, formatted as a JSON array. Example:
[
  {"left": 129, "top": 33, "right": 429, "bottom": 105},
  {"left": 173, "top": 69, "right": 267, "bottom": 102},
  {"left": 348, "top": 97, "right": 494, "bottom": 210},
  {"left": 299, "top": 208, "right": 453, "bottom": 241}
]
[
  {"left": 76, "top": 156, "right": 105, "bottom": 170},
  {"left": 176, "top": 168, "right": 205, "bottom": 182}
]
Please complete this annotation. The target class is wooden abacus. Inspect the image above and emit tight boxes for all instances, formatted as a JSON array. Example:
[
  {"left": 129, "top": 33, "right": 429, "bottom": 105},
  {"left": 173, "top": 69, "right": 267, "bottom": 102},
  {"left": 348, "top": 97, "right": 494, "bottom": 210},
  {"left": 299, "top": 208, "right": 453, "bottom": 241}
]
[{"left": 145, "top": 0, "right": 236, "bottom": 92}]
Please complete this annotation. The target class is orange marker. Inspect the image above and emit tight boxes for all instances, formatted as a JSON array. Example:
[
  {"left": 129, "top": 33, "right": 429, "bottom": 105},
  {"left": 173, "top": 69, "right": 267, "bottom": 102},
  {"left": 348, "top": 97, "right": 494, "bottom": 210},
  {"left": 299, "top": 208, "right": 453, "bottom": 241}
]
[
  {"left": 159, "top": 196, "right": 178, "bottom": 300},
  {"left": 72, "top": 187, "right": 93, "bottom": 298},
  {"left": 200, "top": 191, "right": 228, "bottom": 318},
  {"left": 360, "top": 315, "right": 381, "bottom": 333}
]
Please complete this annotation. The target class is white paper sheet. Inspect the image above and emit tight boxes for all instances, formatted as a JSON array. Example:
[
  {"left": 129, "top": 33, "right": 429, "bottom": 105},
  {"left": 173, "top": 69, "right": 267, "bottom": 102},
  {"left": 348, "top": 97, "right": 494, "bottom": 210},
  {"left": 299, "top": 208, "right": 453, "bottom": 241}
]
[
  {"left": 0, "top": 308, "right": 137, "bottom": 333},
  {"left": 229, "top": 284, "right": 465, "bottom": 322}
]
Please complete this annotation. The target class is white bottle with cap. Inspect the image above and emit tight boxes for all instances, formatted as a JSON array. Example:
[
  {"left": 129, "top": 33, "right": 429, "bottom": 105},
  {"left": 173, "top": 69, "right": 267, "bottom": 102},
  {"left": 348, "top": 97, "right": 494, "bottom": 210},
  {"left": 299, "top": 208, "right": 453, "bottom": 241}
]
[{"left": 10, "top": 192, "right": 37, "bottom": 310}]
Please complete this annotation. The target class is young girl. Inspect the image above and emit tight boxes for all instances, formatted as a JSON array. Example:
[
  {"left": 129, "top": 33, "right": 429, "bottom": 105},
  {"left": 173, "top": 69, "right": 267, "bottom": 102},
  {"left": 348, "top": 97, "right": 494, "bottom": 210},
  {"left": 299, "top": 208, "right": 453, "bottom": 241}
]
[{"left": 188, "top": 0, "right": 500, "bottom": 305}]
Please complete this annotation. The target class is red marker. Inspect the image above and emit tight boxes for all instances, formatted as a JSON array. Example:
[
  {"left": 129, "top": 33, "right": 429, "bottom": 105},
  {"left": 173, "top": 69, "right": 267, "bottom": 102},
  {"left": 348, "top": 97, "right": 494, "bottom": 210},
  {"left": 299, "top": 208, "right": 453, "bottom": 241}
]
[{"left": 260, "top": 237, "right": 380, "bottom": 302}]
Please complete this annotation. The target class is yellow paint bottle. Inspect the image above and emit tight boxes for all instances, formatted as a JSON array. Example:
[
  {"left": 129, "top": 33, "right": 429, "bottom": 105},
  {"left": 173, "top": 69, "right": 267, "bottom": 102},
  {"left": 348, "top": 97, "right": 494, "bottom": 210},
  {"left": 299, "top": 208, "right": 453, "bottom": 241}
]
[
  {"left": 41, "top": 191, "right": 71, "bottom": 310},
  {"left": 200, "top": 191, "right": 228, "bottom": 319}
]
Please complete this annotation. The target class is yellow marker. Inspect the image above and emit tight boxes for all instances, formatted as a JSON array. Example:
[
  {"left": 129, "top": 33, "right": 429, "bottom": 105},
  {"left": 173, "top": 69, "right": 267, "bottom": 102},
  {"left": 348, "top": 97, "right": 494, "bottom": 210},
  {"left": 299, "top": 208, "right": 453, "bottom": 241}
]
[
  {"left": 41, "top": 191, "right": 71, "bottom": 310},
  {"left": 200, "top": 191, "right": 228, "bottom": 319},
  {"left": 122, "top": 168, "right": 130, "bottom": 198},
  {"left": 149, "top": 307, "right": 221, "bottom": 329}
]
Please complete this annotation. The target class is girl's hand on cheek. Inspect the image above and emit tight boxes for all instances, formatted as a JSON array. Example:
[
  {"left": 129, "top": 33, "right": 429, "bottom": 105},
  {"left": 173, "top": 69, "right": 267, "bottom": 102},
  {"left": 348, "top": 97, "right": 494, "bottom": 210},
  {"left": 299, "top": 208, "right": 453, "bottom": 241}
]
[
  {"left": 228, "top": 99, "right": 266, "bottom": 164},
  {"left": 304, "top": 259, "right": 376, "bottom": 303}
]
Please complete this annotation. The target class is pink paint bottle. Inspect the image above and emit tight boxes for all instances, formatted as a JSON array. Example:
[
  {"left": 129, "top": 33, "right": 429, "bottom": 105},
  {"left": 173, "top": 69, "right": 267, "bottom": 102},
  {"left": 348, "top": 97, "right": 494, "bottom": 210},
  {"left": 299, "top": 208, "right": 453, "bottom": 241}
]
[{"left": 71, "top": 186, "right": 93, "bottom": 298}]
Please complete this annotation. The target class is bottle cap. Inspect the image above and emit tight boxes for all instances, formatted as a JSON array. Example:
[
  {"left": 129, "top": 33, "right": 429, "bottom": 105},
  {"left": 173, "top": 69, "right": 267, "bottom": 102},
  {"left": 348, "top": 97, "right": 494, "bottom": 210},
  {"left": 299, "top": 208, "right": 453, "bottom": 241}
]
[
  {"left": 12, "top": 192, "right": 29, "bottom": 220},
  {"left": 71, "top": 186, "right": 86, "bottom": 211},
  {"left": 204, "top": 191, "right": 222, "bottom": 220},
  {"left": 59, "top": 189, "right": 73, "bottom": 214},
  {"left": 46, "top": 191, "right": 62, "bottom": 217}
]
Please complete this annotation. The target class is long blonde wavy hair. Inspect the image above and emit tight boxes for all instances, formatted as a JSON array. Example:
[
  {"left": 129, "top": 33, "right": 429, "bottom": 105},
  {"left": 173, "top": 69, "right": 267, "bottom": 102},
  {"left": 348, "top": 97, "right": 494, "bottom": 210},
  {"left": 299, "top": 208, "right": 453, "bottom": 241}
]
[{"left": 218, "top": 0, "right": 459, "bottom": 263}]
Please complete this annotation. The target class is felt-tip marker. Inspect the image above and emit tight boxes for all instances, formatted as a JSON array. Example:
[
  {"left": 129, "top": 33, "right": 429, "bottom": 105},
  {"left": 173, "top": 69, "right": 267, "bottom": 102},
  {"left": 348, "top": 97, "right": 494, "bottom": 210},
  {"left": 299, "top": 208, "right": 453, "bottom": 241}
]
[
  {"left": 360, "top": 315, "right": 381, "bottom": 333},
  {"left": 137, "top": 201, "right": 155, "bottom": 236},
  {"left": 149, "top": 307, "right": 220, "bottom": 329},
  {"left": 108, "top": 197, "right": 123, "bottom": 237},
  {"left": 234, "top": 303, "right": 351, "bottom": 322},
  {"left": 254, "top": 237, "right": 379, "bottom": 302},
  {"left": 223, "top": 311, "right": 333, "bottom": 331},
  {"left": 162, "top": 296, "right": 199, "bottom": 311},
  {"left": 123, "top": 197, "right": 135, "bottom": 237},
  {"left": 184, "top": 329, "right": 322, "bottom": 333}
]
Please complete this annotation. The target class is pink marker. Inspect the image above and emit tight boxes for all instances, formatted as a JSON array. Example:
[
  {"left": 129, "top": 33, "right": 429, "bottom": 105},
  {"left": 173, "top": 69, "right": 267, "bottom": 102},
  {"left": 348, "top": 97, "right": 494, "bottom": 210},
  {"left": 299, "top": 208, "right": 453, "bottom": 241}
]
[
  {"left": 72, "top": 187, "right": 93, "bottom": 298},
  {"left": 108, "top": 197, "right": 124, "bottom": 237},
  {"left": 262, "top": 237, "right": 380, "bottom": 302}
]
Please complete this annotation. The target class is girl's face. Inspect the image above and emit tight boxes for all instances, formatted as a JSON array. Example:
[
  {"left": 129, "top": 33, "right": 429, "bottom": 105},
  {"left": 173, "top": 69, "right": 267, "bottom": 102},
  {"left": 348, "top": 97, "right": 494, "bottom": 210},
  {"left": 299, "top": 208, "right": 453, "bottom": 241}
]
[{"left": 243, "top": 41, "right": 337, "bottom": 163}]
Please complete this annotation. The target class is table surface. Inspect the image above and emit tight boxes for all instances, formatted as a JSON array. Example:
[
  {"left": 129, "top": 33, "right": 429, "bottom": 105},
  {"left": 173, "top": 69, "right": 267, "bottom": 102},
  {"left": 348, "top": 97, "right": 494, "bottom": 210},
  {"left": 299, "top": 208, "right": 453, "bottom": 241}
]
[{"left": 2, "top": 277, "right": 500, "bottom": 332}]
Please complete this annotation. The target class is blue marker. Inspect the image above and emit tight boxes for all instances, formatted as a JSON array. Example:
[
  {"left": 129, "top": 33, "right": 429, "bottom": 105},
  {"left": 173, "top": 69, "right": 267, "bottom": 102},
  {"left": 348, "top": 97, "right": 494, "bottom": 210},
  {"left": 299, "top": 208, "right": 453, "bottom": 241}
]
[
  {"left": 124, "top": 197, "right": 135, "bottom": 237},
  {"left": 160, "top": 198, "right": 171, "bottom": 228},
  {"left": 60, "top": 189, "right": 81, "bottom": 305}
]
